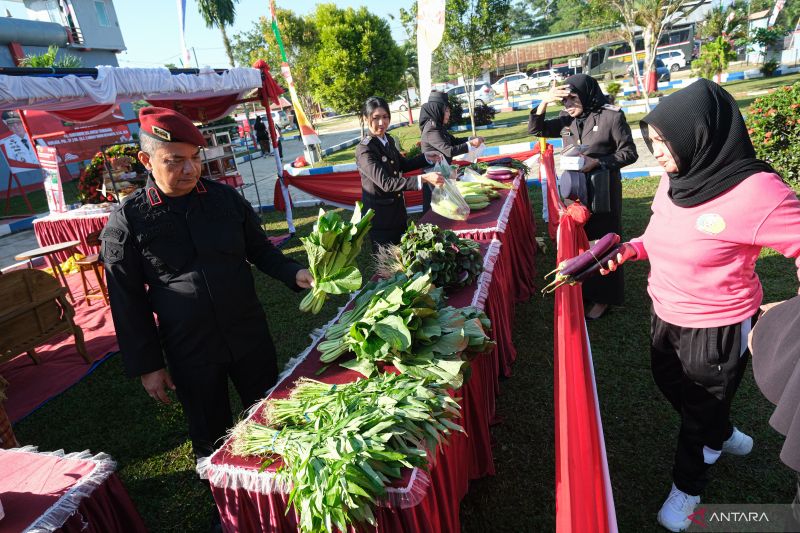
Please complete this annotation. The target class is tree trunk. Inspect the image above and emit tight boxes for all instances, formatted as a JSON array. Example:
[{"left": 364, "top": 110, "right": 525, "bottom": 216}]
[
  {"left": 220, "top": 24, "right": 235, "bottom": 67},
  {"left": 466, "top": 76, "right": 477, "bottom": 136},
  {"left": 629, "top": 42, "right": 642, "bottom": 96},
  {"left": 642, "top": 25, "right": 658, "bottom": 94}
]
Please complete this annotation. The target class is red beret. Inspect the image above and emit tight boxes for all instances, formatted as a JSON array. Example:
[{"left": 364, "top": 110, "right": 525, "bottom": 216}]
[{"left": 139, "top": 107, "right": 207, "bottom": 147}]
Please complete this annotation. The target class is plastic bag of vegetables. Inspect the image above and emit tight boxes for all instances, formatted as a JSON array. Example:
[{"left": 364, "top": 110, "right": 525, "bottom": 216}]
[
  {"left": 299, "top": 202, "right": 374, "bottom": 314},
  {"left": 431, "top": 177, "right": 470, "bottom": 221}
]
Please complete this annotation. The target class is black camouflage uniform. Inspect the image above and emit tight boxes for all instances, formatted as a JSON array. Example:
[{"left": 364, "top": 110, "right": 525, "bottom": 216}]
[
  {"left": 355, "top": 134, "right": 430, "bottom": 248},
  {"left": 101, "top": 176, "right": 302, "bottom": 458}
]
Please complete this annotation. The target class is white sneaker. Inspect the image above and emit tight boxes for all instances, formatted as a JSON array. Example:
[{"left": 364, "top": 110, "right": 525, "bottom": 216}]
[
  {"left": 658, "top": 484, "right": 701, "bottom": 532},
  {"left": 722, "top": 427, "right": 753, "bottom": 456}
]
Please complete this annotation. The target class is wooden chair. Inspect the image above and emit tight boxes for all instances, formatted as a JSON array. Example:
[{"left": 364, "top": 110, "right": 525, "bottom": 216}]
[
  {"left": 75, "top": 231, "right": 108, "bottom": 306},
  {"left": 0, "top": 269, "right": 90, "bottom": 366}
]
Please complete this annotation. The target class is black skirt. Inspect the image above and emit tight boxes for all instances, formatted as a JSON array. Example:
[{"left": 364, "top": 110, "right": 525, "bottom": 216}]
[{"left": 582, "top": 169, "right": 624, "bottom": 306}]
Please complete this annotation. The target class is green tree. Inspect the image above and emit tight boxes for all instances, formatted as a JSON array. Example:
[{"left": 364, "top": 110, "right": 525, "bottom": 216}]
[
  {"left": 694, "top": 35, "right": 737, "bottom": 81},
  {"left": 442, "top": 0, "right": 512, "bottom": 135},
  {"left": 750, "top": 26, "right": 788, "bottom": 63},
  {"left": 19, "top": 45, "right": 81, "bottom": 68},
  {"left": 230, "top": 10, "right": 319, "bottom": 112},
  {"left": 609, "top": 0, "right": 692, "bottom": 96},
  {"left": 507, "top": 0, "right": 545, "bottom": 38},
  {"left": 510, "top": 0, "right": 619, "bottom": 37},
  {"left": 308, "top": 5, "right": 406, "bottom": 117},
  {"left": 698, "top": 1, "right": 748, "bottom": 43},
  {"left": 230, "top": 19, "right": 271, "bottom": 67},
  {"left": 196, "top": 0, "right": 239, "bottom": 67}
]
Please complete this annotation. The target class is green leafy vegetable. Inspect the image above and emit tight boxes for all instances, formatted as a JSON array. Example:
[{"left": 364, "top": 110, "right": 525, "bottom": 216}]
[
  {"left": 232, "top": 374, "right": 463, "bottom": 533},
  {"left": 299, "top": 203, "right": 374, "bottom": 314},
  {"left": 318, "top": 272, "right": 495, "bottom": 388},
  {"left": 375, "top": 222, "right": 483, "bottom": 290}
]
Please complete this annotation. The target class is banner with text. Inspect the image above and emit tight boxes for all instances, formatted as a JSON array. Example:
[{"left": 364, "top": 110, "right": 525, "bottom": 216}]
[{"left": 37, "top": 146, "right": 67, "bottom": 213}]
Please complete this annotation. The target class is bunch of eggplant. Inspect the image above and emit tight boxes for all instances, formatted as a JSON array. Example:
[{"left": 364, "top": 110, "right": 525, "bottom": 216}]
[{"left": 542, "top": 233, "right": 621, "bottom": 294}]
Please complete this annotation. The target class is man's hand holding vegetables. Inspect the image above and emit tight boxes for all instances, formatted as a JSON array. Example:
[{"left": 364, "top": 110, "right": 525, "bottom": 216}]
[{"left": 295, "top": 269, "right": 315, "bottom": 289}]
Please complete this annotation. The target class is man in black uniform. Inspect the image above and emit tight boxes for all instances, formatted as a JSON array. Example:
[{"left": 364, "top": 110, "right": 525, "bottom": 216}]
[{"left": 101, "top": 107, "right": 314, "bottom": 461}]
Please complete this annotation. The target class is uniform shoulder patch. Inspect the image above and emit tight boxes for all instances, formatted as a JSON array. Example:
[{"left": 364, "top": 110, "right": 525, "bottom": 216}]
[
  {"left": 100, "top": 225, "right": 127, "bottom": 243},
  {"left": 360, "top": 136, "right": 372, "bottom": 146},
  {"left": 602, "top": 103, "right": 621, "bottom": 112},
  {"left": 100, "top": 224, "right": 127, "bottom": 264}
]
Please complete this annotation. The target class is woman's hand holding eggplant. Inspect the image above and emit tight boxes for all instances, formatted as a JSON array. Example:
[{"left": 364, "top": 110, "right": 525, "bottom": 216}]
[{"left": 599, "top": 243, "right": 638, "bottom": 275}]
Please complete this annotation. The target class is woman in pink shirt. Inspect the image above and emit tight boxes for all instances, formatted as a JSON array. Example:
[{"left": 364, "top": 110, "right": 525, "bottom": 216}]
[{"left": 604, "top": 79, "right": 800, "bottom": 532}]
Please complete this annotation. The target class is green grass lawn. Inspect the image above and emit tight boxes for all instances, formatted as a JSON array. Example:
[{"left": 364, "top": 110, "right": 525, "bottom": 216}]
[{"left": 12, "top": 178, "right": 800, "bottom": 532}]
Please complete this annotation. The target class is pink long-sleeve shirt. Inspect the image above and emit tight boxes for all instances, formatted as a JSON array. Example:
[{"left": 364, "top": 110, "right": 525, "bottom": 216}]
[{"left": 630, "top": 172, "right": 800, "bottom": 328}]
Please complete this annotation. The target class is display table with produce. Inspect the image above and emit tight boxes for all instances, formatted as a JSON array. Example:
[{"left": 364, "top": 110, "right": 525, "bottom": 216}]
[
  {"left": 32, "top": 207, "right": 113, "bottom": 263},
  {"left": 202, "top": 170, "right": 538, "bottom": 532},
  {"left": 202, "top": 240, "right": 505, "bottom": 533},
  {"left": 0, "top": 447, "right": 147, "bottom": 533},
  {"left": 421, "top": 171, "right": 537, "bottom": 377}
]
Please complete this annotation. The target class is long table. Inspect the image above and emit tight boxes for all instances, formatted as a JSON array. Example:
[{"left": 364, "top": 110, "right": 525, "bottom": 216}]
[
  {"left": 202, "top": 174, "right": 537, "bottom": 532},
  {"left": 0, "top": 447, "right": 147, "bottom": 533},
  {"left": 32, "top": 209, "right": 111, "bottom": 263}
]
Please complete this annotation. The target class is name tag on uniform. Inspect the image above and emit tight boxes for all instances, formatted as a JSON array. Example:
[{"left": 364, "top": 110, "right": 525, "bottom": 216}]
[{"left": 593, "top": 125, "right": 599, "bottom": 132}]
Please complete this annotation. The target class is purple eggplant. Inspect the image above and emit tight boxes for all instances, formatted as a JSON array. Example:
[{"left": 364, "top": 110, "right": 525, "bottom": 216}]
[
  {"left": 542, "top": 233, "right": 620, "bottom": 294},
  {"left": 571, "top": 244, "right": 622, "bottom": 283}
]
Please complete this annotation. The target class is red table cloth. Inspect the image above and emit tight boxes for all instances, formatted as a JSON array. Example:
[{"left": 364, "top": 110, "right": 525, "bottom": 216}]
[
  {"left": 32, "top": 211, "right": 110, "bottom": 263},
  {"left": 0, "top": 447, "right": 147, "bottom": 533},
  {"left": 202, "top": 240, "right": 509, "bottom": 533},
  {"left": 421, "top": 173, "right": 538, "bottom": 377}
]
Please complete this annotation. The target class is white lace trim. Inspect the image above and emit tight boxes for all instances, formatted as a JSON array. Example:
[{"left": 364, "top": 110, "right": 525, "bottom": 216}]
[
  {"left": 5, "top": 446, "right": 117, "bottom": 533},
  {"left": 470, "top": 239, "right": 502, "bottom": 309}
]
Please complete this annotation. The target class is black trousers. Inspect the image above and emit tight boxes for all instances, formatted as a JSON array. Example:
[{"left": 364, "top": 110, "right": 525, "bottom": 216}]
[
  {"left": 168, "top": 346, "right": 279, "bottom": 459},
  {"left": 650, "top": 310, "right": 750, "bottom": 496}
]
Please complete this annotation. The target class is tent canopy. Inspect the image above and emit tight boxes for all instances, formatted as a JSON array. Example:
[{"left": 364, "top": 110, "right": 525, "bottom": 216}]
[{"left": 0, "top": 66, "right": 263, "bottom": 123}]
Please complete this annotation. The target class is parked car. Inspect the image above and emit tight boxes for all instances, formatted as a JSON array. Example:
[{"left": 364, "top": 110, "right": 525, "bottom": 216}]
[
  {"left": 445, "top": 83, "right": 495, "bottom": 106},
  {"left": 656, "top": 50, "right": 687, "bottom": 71},
  {"left": 389, "top": 94, "right": 420, "bottom": 112},
  {"left": 271, "top": 109, "right": 291, "bottom": 129},
  {"left": 491, "top": 72, "right": 530, "bottom": 94},
  {"left": 527, "top": 69, "right": 566, "bottom": 89},
  {"left": 627, "top": 59, "right": 671, "bottom": 82},
  {"left": 554, "top": 65, "right": 580, "bottom": 78}
]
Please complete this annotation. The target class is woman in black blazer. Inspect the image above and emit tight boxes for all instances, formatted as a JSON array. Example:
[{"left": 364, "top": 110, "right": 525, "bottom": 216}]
[
  {"left": 529, "top": 74, "right": 638, "bottom": 319},
  {"left": 418, "top": 90, "right": 484, "bottom": 213},
  {"left": 356, "top": 96, "right": 444, "bottom": 249}
]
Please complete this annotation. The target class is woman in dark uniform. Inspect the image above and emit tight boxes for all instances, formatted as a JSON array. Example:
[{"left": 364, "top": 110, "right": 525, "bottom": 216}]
[
  {"left": 356, "top": 96, "right": 444, "bottom": 248},
  {"left": 419, "top": 90, "right": 484, "bottom": 213},
  {"left": 528, "top": 74, "right": 638, "bottom": 319}
]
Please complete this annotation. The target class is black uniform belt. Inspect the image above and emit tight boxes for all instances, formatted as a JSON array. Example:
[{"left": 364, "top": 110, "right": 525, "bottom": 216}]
[{"left": 363, "top": 190, "right": 404, "bottom": 206}]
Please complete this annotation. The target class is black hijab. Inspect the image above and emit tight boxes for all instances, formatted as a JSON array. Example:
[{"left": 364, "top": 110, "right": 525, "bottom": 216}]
[
  {"left": 564, "top": 74, "right": 608, "bottom": 117},
  {"left": 640, "top": 79, "right": 774, "bottom": 207},
  {"left": 419, "top": 90, "right": 449, "bottom": 130}
]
